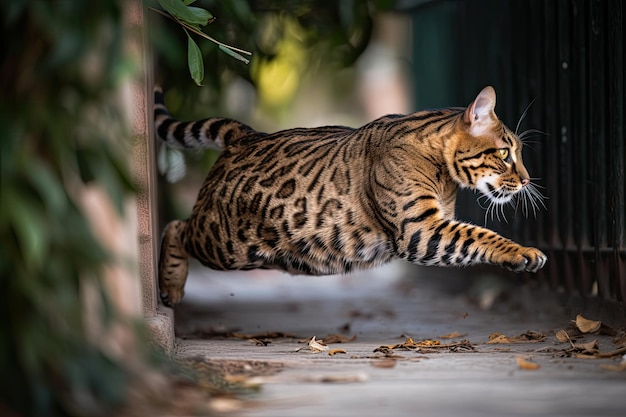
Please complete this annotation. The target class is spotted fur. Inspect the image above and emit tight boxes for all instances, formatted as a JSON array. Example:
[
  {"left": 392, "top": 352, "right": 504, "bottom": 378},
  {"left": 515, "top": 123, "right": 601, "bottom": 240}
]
[{"left": 155, "top": 86, "right": 546, "bottom": 305}]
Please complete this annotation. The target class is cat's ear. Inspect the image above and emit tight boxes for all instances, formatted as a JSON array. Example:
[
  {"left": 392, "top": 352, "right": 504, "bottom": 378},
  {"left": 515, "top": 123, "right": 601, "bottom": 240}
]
[{"left": 464, "top": 86, "right": 497, "bottom": 136}]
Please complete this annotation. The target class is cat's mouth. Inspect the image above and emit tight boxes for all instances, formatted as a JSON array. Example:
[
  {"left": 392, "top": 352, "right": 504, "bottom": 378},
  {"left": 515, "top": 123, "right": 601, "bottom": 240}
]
[
  {"left": 475, "top": 175, "right": 546, "bottom": 219},
  {"left": 476, "top": 177, "right": 518, "bottom": 204},
  {"left": 483, "top": 183, "right": 516, "bottom": 204}
]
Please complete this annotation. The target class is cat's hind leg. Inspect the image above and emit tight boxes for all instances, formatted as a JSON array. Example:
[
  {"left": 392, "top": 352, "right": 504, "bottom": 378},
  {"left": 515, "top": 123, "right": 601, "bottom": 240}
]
[{"left": 158, "top": 220, "right": 189, "bottom": 306}]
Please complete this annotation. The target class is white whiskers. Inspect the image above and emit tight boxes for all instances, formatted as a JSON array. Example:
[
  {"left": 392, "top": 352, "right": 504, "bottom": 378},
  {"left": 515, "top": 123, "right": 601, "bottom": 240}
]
[
  {"left": 513, "top": 181, "right": 547, "bottom": 218},
  {"left": 515, "top": 98, "right": 536, "bottom": 136},
  {"left": 515, "top": 98, "right": 548, "bottom": 150},
  {"left": 476, "top": 181, "right": 547, "bottom": 227}
]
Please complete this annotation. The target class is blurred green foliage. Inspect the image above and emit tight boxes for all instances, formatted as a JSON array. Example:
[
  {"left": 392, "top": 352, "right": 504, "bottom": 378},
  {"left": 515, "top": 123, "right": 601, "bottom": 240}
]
[
  {"left": 0, "top": 1, "right": 139, "bottom": 415},
  {"left": 150, "top": 0, "right": 393, "bottom": 116}
]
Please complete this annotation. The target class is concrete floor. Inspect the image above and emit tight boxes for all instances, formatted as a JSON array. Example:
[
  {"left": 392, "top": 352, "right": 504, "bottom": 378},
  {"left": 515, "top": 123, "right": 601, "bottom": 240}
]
[{"left": 173, "top": 262, "right": 626, "bottom": 417}]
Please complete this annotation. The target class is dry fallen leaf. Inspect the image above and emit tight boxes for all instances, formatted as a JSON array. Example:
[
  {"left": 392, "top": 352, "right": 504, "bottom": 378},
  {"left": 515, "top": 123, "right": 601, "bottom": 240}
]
[
  {"left": 560, "top": 337, "right": 626, "bottom": 359},
  {"left": 487, "top": 331, "right": 546, "bottom": 344},
  {"left": 321, "top": 334, "right": 357, "bottom": 344},
  {"left": 487, "top": 332, "right": 510, "bottom": 344},
  {"left": 328, "top": 349, "right": 347, "bottom": 356},
  {"left": 574, "top": 339, "right": 599, "bottom": 353},
  {"left": 516, "top": 356, "right": 541, "bottom": 370},
  {"left": 575, "top": 315, "right": 602, "bottom": 333},
  {"left": 374, "top": 337, "right": 475, "bottom": 353},
  {"left": 440, "top": 331, "right": 467, "bottom": 339},
  {"left": 555, "top": 329, "right": 571, "bottom": 343},
  {"left": 417, "top": 339, "right": 442, "bottom": 347},
  {"left": 309, "top": 336, "right": 329, "bottom": 353}
]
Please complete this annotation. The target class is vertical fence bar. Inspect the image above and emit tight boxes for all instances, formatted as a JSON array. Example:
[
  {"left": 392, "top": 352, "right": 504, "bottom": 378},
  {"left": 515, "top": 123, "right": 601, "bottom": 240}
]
[
  {"left": 588, "top": 0, "right": 609, "bottom": 298},
  {"left": 557, "top": 0, "right": 577, "bottom": 293},
  {"left": 606, "top": 0, "right": 624, "bottom": 301},
  {"left": 526, "top": 0, "right": 547, "bottom": 253},
  {"left": 570, "top": 0, "right": 593, "bottom": 294},
  {"left": 542, "top": 1, "right": 562, "bottom": 290}
]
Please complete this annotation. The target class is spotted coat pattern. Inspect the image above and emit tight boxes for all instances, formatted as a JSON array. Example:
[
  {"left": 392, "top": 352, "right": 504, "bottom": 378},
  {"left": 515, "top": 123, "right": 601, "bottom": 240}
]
[{"left": 155, "top": 86, "right": 547, "bottom": 305}]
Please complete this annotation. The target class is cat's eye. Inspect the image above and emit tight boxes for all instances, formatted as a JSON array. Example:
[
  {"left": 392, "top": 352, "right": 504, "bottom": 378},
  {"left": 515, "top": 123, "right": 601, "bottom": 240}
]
[{"left": 498, "top": 148, "right": 510, "bottom": 161}]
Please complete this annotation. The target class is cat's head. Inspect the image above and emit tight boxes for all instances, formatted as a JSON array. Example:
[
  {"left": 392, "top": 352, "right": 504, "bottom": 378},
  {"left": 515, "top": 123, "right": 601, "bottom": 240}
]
[{"left": 447, "top": 86, "right": 540, "bottom": 211}]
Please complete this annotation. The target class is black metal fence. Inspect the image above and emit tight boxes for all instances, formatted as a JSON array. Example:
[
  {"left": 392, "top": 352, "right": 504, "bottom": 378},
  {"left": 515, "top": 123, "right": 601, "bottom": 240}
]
[{"left": 410, "top": 0, "right": 625, "bottom": 303}]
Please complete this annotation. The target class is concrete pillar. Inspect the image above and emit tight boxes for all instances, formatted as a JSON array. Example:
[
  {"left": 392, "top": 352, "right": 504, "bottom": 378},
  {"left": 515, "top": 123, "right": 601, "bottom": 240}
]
[{"left": 126, "top": 0, "right": 175, "bottom": 354}]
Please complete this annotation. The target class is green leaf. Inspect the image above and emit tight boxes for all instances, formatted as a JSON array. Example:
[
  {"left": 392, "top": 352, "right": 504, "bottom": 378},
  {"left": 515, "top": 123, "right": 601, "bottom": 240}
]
[
  {"left": 218, "top": 44, "right": 250, "bottom": 64},
  {"left": 187, "top": 6, "right": 213, "bottom": 21},
  {"left": 157, "top": 0, "right": 211, "bottom": 25},
  {"left": 27, "top": 164, "right": 66, "bottom": 216},
  {"left": 183, "top": 0, "right": 197, "bottom": 4},
  {"left": 187, "top": 33, "right": 204, "bottom": 86},
  {"left": 5, "top": 186, "right": 48, "bottom": 267}
]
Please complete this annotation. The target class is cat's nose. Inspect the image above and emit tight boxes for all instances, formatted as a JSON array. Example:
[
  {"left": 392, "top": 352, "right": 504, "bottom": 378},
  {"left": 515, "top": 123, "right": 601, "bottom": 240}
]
[{"left": 521, "top": 178, "right": 530, "bottom": 187}]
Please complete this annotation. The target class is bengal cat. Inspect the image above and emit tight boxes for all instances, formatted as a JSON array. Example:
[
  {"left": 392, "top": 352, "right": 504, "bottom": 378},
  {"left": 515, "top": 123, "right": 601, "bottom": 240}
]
[{"left": 155, "top": 86, "right": 547, "bottom": 306}]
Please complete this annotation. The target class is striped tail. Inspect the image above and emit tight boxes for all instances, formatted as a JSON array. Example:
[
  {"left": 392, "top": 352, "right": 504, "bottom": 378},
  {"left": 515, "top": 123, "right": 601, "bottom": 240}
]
[{"left": 154, "top": 85, "right": 257, "bottom": 150}]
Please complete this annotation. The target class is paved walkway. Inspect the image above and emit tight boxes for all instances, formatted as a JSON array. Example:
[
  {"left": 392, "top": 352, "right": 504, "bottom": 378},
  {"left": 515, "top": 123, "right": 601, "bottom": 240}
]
[{"left": 174, "top": 262, "right": 626, "bottom": 417}]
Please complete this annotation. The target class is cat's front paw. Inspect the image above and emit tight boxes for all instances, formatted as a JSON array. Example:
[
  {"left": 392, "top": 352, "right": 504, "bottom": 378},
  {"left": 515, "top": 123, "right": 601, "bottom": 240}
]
[{"left": 502, "top": 246, "right": 547, "bottom": 273}]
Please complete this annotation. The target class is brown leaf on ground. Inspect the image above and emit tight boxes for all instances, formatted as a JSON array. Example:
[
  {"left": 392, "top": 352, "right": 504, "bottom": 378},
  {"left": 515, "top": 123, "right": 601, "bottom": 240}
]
[
  {"left": 517, "top": 356, "right": 541, "bottom": 370},
  {"left": 439, "top": 331, "right": 467, "bottom": 339},
  {"left": 574, "top": 339, "right": 599, "bottom": 353},
  {"left": 561, "top": 339, "right": 626, "bottom": 359},
  {"left": 309, "top": 336, "right": 329, "bottom": 353},
  {"left": 328, "top": 349, "right": 347, "bottom": 356},
  {"left": 372, "top": 346, "right": 395, "bottom": 355},
  {"left": 374, "top": 337, "right": 476, "bottom": 353},
  {"left": 415, "top": 339, "right": 441, "bottom": 347},
  {"left": 575, "top": 315, "right": 602, "bottom": 333},
  {"left": 555, "top": 324, "right": 585, "bottom": 343},
  {"left": 321, "top": 334, "right": 357, "bottom": 344},
  {"left": 555, "top": 329, "right": 571, "bottom": 343},
  {"left": 573, "top": 315, "right": 619, "bottom": 336},
  {"left": 487, "top": 331, "right": 546, "bottom": 344}
]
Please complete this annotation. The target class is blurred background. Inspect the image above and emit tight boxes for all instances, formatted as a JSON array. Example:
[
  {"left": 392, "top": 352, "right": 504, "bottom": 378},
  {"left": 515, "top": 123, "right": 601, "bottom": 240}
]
[{"left": 152, "top": 0, "right": 624, "bottom": 305}]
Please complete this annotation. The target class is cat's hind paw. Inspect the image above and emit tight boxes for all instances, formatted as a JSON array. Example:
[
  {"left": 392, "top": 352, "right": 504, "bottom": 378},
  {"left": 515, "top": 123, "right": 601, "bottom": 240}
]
[
  {"left": 159, "top": 287, "right": 185, "bottom": 307},
  {"left": 158, "top": 220, "right": 189, "bottom": 307}
]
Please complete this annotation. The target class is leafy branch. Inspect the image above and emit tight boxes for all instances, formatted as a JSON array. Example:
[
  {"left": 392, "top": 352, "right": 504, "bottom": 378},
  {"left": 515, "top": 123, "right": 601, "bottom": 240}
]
[{"left": 153, "top": 0, "right": 252, "bottom": 86}]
